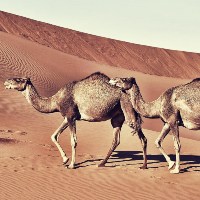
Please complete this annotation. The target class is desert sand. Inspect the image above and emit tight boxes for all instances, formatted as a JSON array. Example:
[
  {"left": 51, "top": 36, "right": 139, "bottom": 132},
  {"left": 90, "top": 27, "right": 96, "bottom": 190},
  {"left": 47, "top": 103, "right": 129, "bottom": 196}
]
[
  {"left": 1, "top": 11, "right": 200, "bottom": 79},
  {"left": 0, "top": 14, "right": 200, "bottom": 200}
]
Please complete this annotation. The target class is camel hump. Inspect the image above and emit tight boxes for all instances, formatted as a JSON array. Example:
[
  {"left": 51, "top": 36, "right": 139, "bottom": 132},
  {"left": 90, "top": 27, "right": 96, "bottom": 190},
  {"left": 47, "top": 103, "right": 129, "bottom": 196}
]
[
  {"left": 191, "top": 77, "right": 200, "bottom": 82},
  {"left": 80, "top": 72, "right": 110, "bottom": 82}
]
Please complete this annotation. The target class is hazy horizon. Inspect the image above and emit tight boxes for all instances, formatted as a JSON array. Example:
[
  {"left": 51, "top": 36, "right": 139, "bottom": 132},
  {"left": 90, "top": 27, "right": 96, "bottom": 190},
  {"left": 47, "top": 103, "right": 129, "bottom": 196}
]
[{"left": 1, "top": 0, "right": 200, "bottom": 53}]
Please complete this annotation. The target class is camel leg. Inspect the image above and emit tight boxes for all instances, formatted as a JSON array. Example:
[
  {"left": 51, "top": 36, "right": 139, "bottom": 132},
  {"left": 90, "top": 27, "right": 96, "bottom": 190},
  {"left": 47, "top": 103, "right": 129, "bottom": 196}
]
[
  {"left": 155, "top": 123, "right": 175, "bottom": 170},
  {"left": 98, "top": 114, "right": 124, "bottom": 167},
  {"left": 170, "top": 124, "right": 181, "bottom": 174},
  {"left": 120, "top": 92, "right": 137, "bottom": 128},
  {"left": 67, "top": 120, "right": 77, "bottom": 169},
  {"left": 137, "top": 128, "right": 148, "bottom": 169},
  {"left": 51, "top": 117, "right": 69, "bottom": 164}
]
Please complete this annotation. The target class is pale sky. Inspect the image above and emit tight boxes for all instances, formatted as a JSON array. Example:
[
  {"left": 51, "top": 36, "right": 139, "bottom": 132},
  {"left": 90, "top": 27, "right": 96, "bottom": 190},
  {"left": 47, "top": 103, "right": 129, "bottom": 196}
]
[{"left": 1, "top": 0, "right": 200, "bottom": 53}]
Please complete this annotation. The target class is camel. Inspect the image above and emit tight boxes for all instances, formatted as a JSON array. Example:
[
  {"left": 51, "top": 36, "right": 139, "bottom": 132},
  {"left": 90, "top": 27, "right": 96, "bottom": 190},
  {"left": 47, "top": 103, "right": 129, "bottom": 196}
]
[
  {"left": 4, "top": 72, "right": 147, "bottom": 169},
  {"left": 109, "top": 76, "right": 200, "bottom": 174}
]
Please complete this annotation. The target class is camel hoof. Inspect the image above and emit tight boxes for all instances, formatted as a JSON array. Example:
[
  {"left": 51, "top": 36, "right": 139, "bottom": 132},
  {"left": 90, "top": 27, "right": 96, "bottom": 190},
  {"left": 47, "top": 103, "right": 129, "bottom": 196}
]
[
  {"left": 170, "top": 168, "right": 180, "bottom": 174},
  {"left": 62, "top": 157, "right": 69, "bottom": 165},
  {"left": 168, "top": 161, "right": 175, "bottom": 170},
  {"left": 67, "top": 164, "right": 75, "bottom": 169},
  {"left": 98, "top": 163, "right": 106, "bottom": 167},
  {"left": 139, "top": 165, "right": 148, "bottom": 170}
]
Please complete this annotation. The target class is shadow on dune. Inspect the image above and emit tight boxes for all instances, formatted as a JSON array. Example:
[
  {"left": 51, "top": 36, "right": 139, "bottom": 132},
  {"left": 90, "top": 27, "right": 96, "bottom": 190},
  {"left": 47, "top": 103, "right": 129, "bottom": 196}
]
[
  {"left": 75, "top": 158, "right": 102, "bottom": 169},
  {"left": 113, "top": 151, "right": 200, "bottom": 173},
  {"left": 75, "top": 151, "right": 200, "bottom": 172}
]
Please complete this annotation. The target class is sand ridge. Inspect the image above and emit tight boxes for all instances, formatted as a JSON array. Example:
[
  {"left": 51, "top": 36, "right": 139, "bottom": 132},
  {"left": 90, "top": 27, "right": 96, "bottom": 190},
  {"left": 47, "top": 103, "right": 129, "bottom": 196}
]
[
  {"left": 1, "top": 11, "right": 200, "bottom": 78},
  {"left": 0, "top": 28, "right": 200, "bottom": 199},
  {"left": 0, "top": 127, "right": 199, "bottom": 200},
  {"left": 1, "top": 31, "right": 199, "bottom": 140}
]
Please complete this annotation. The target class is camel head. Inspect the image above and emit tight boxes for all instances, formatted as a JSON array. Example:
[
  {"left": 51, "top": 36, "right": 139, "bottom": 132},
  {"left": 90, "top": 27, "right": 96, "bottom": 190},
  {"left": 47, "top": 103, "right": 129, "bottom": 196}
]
[
  {"left": 4, "top": 77, "right": 31, "bottom": 91},
  {"left": 109, "top": 77, "right": 136, "bottom": 90}
]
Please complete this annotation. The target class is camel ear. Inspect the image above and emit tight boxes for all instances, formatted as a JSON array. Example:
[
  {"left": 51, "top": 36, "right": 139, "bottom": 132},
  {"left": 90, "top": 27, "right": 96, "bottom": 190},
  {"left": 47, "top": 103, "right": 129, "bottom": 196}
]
[
  {"left": 24, "top": 77, "right": 31, "bottom": 84},
  {"left": 131, "top": 78, "right": 136, "bottom": 84},
  {"left": 127, "top": 77, "right": 136, "bottom": 84}
]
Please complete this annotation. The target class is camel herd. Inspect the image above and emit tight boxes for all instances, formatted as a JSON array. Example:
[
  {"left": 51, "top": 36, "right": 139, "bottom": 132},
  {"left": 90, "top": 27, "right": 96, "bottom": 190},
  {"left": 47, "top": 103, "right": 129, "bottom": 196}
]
[{"left": 4, "top": 72, "right": 200, "bottom": 174}]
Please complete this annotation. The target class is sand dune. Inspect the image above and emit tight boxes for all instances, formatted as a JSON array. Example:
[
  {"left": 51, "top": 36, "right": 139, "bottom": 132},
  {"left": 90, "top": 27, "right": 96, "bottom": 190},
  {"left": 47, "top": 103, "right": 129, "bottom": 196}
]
[
  {"left": 1, "top": 11, "right": 200, "bottom": 79},
  {"left": 0, "top": 27, "right": 200, "bottom": 199},
  {"left": 1, "top": 31, "right": 199, "bottom": 140},
  {"left": 0, "top": 126, "right": 199, "bottom": 200}
]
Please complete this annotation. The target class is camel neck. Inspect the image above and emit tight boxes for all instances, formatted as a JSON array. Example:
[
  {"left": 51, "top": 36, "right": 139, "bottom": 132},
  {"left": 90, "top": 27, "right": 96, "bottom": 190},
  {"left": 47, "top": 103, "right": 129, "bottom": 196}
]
[
  {"left": 22, "top": 83, "right": 57, "bottom": 113},
  {"left": 129, "top": 84, "right": 160, "bottom": 118}
]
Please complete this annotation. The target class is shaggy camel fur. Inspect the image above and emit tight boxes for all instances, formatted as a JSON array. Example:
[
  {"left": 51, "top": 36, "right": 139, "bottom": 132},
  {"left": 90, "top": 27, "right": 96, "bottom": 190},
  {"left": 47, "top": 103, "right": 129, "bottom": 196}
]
[
  {"left": 109, "top": 77, "right": 200, "bottom": 173},
  {"left": 4, "top": 72, "right": 147, "bottom": 169}
]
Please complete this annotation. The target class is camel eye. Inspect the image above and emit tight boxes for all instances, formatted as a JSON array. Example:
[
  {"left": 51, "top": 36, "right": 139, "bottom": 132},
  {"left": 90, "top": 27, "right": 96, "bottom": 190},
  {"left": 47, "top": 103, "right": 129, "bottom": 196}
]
[{"left": 15, "top": 78, "right": 22, "bottom": 83}]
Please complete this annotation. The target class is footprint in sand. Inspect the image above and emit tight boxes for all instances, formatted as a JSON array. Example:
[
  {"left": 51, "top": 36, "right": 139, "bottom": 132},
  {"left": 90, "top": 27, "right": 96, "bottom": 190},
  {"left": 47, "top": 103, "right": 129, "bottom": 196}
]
[
  {"left": 0, "top": 130, "right": 27, "bottom": 144},
  {"left": 0, "top": 137, "right": 18, "bottom": 144},
  {"left": 15, "top": 130, "right": 27, "bottom": 135},
  {"left": 0, "top": 129, "right": 27, "bottom": 135},
  {"left": 4, "top": 130, "right": 13, "bottom": 133},
  {"left": 0, "top": 129, "right": 13, "bottom": 134}
]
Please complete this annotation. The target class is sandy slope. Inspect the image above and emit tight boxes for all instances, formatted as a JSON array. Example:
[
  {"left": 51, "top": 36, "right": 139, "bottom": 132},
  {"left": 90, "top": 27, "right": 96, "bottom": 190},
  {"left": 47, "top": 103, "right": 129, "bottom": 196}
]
[
  {"left": 0, "top": 31, "right": 199, "bottom": 140},
  {"left": 0, "top": 127, "right": 200, "bottom": 200},
  {"left": 0, "top": 31, "right": 200, "bottom": 200},
  {"left": 1, "top": 11, "right": 200, "bottom": 79}
]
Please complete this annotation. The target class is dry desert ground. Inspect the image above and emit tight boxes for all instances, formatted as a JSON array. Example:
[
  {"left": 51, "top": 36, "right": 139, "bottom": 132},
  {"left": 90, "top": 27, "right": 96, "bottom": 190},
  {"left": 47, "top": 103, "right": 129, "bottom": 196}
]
[{"left": 0, "top": 12, "right": 200, "bottom": 200}]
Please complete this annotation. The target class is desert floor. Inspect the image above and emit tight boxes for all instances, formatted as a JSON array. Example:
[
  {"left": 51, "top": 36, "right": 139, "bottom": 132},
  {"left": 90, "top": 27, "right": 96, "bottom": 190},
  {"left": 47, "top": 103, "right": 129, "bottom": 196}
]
[{"left": 0, "top": 31, "right": 200, "bottom": 200}]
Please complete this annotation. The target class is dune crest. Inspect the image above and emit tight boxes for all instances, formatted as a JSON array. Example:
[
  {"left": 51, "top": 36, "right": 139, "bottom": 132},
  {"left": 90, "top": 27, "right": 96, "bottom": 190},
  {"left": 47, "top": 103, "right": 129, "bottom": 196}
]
[
  {"left": 0, "top": 14, "right": 200, "bottom": 200},
  {"left": 1, "top": 11, "right": 200, "bottom": 78}
]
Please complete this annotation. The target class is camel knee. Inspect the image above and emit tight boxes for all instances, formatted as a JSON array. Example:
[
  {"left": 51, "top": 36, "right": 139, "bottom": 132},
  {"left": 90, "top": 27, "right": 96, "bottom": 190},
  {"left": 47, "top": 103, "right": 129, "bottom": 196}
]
[
  {"left": 173, "top": 135, "right": 181, "bottom": 152},
  {"left": 174, "top": 141, "right": 181, "bottom": 152},
  {"left": 155, "top": 139, "right": 161, "bottom": 148},
  {"left": 71, "top": 137, "right": 77, "bottom": 148},
  {"left": 137, "top": 129, "right": 147, "bottom": 147},
  {"left": 139, "top": 136, "right": 147, "bottom": 148},
  {"left": 74, "top": 141, "right": 77, "bottom": 148},
  {"left": 112, "top": 138, "right": 120, "bottom": 149},
  {"left": 71, "top": 141, "right": 77, "bottom": 148},
  {"left": 51, "top": 134, "right": 57, "bottom": 143},
  {"left": 142, "top": 137, "right": 147, "bottom": 148},
  {"left": 116, "top": 140, "right": 120, "bottom": 147},
  {"left": 142, "top": 135, "right": 147, "bottom": 144}
]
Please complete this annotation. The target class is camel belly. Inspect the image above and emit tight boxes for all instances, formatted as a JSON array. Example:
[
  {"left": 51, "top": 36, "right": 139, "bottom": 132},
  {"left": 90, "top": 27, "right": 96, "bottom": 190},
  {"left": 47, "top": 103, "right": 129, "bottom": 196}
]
[
  {"left": 79, "top": 112, "right": 111, "bottom": 122},
  {"left": 78, "top": 104, "right": 121, "bottom": 122},
  {"left": 80, "top": 112, "right": 96, "bottom": 121}
]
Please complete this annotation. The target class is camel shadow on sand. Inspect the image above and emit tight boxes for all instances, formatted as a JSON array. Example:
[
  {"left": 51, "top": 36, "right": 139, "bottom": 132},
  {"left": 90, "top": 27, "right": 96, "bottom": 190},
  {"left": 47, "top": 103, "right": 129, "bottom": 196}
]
[{"left": 76, "top": 151, "right": 200, "bottom": 173}]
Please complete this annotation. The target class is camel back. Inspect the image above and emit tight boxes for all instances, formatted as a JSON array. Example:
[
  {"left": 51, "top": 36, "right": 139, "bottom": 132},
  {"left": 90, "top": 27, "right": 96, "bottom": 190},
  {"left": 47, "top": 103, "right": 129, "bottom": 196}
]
[
  {"left": 73, "top": 72, "right": 123, "bottom": 119},
  {"left": 79, "top": 72, "right": 110, "bottom": 82}
]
